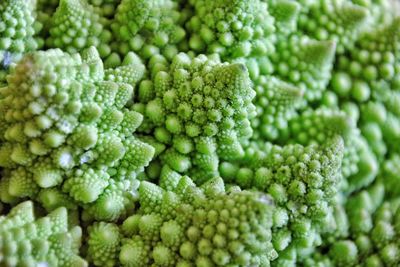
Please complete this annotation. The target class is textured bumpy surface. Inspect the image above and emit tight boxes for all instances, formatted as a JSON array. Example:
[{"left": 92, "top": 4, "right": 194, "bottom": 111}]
[
  {"left": 0, "top": 201, "right": 86, "bottom": 267},
  {"left": 0, "top": 0, "right": 400, "bottom": 266},
  {"left": 220, "top": 136, "right": 344, "bottom": 265},
  {"left": 0, "top": 47, "right": 154, "bottom": 222},
  {"left": 133, "top": 53, "right": 256, "bottom": 182},
  {"left": 87, "top": 176, "right": 277, "bottom": 266}
]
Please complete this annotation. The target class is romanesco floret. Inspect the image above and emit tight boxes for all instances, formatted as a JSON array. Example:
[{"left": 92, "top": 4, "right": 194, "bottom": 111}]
[
  {"left": 0, "top": 0, "right": 399, "bottom": 266},
  {"left": 0, "top": 0, "right": 42, "bottom": 60},
  {"left": 185, "top": 0, "right": 275, "bottom": 61},
  {"left": 251, "top": 77, "right": 304, "bottom": 142},
  {"left": 297, "top": 0, "right": 369, "bottom": 54},
  {"left": 0, "top": 47, "right": 154, "bottom": 221},
  {"left": 330, "top": 17, "right": 400, "bottom": 161},
  {"left": 285, "top": 108, "right": 352, "bottom": 145},
  {"left": 134, "top": 52, "right": 256, "bottom": 183},
  {"left": 352, "top": 0, "right": 394, "bottom": 24},
  {"left": 0, "top": 201, "right": 87, "bottom": 267},
  {"left": 87, "top": 221, "right": 122, "bottom": 267},
  {"left": 380, "top": 154, "right": 400, "bottom": 198},
  {"left": 220, "top": 136, "right": 344, "bottom": 265},
  {"left": 236, "top": 0, "right": 299, "bottom": 86},
  {"left": 270, "top": 35, "right": 336, "bottom": 102},
  {"left": 89, "top": 0, "right": 122, "bottom": 18},
  {"left": 297, "top": 108, "right": 379, "bottom": 195},
  {"left": 110, "top": 0, "right": 186, "bottom": 62},
  {"left": 46, "top": 0, "right": 113, "bottom": 58},
  {"left": 87, "top": 176, "right": 277, "bottom": 267},
  {"left": 279, "top": 107, "right": 378, "bottom": 194},
  {"left": 267, "top": 0, "right": 300, "bottom": 37},
  {"left": 339, "top": 130, "right": 378, "bottom": 194},
  {"left": 0, "top": 0, "right": 43, "bottom": 83},
  {"left": 304, "top": 183, "right": 400, "bottom": 267}
]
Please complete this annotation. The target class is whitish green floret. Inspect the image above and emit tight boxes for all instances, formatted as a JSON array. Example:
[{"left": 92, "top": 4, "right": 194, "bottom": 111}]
[
  {"left": 0, "top": 201, "right": 87, "bottom": 267},
  {"left": 0, "top": 47, "right": 154, "bottom": 221},
  {"left": 87, "top": 176, "right": 277, "bottom": 267},
  {"left": 134, "top": 52, "right": 256, "bottom": 183}
]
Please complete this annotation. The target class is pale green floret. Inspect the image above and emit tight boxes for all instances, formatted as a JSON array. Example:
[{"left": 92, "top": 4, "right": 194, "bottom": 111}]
[
  {"left": 38, "top": 188, "right": 78, "bottom": 211},
  {"left": 330, "top": 17, "right": 400, "bottom": 159},
  {"left": 0, "top": 0, "right": 42, "bottom": 61},
  {"left": 231, "top": 0, "right": 298, "bottom": 85},
  {"left": 220, "top": 136, "right": 344, "bottom": 263},
  {"left": 352, "top": 0, "right": 394, "bottom": 24},
  {"left": 0, "top": 47, "right": 154, "bottom": 222},
  {"left": 0, "top": 1, "right": 400, "bottom": 267},
  {"left": 298, "top": 0, "right": 369, "bottom": 54},
  {"left": 304, "top": 183, "right": 400, "bottom": 267},
  {"left": 63, "top": 167, "right": 110, "bottom": 204},
  {"left": 286, "top": 108, "right": 353, "bottom": 146},
  {"left": 119, "top": 237, "right": 150, "bottom": 267},
  {"left": 340, "top": 130, "right": 378, "bottom": 194},
  {"left": 87, "top": 222, "right": 121, "bottom": 267},
  {"left": 131, "top": 179, "right": 275, "bottom": 266},
  {"left": 89, "top": 0, "right": 122, "bottom": 18},
  {"left": 0, "top": 201, "right": 87, "bottom": 267},
  {"left": 82, "top": 177, "right": 139, "bottom": 221},
  {"left": 283, "top": 107, "right": 378, "bottom": 194},
  {"left": 87, "top": 176, "right": 277, "bottom": 266},
  {"left": 135, "top": 52, "right": 255, "bottom": 183},
  {"left": 104, "top": 52, "right": 146, "bottom": 84},
  {"left": 186, "top": 0, "right": 276, "bottom": 60},
  {"left": 381, "top": 154, "right": 400, "bottom": 197},
  {"left": 111, "top": 0, "right": 186, "bottom": 61},
  {"left": 47, "top": 0, "right": 113, "bottom": 58},
  {"left": 159, "top": 165, "right": 182, "bottom": 191},
  {"left": 251, "top": 77, "right": 304, "bottom": 141},
  {"left": 268, "top": 0, "right": 300, "bottom": 34},
  {"left": 270, "top": 34, "right": 336, "bottom": 102}
]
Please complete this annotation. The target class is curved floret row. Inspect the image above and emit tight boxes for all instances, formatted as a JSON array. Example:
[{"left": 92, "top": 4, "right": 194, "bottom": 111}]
[
  {"left": 0, "top": 0, "right": 400, "bottom": 266},
  {"left": 220, "top": 136, "right": 344, "bottom": 265},
  {"left": 304, "top": 183, "right": 400, "bottom": 267},
  {"left": 87, "top": 176, "right": 277, "bottom": 267},
  {"left": 0, "top": 47, "right": 154, "bottom": 222},
  {"left": 133, "top": 52, "right": 256, "bottom": 183},
  {"left": 0, "top": 201, "right": 87, "bottom": 267}
]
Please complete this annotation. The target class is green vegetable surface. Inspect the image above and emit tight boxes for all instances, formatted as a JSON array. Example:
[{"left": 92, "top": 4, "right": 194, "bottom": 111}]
[{"left": 0, "top": 0, "right": 400, "bottom": 266}]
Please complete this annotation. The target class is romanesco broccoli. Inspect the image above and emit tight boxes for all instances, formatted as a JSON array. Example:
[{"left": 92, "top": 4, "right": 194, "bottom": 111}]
[
  {"left": 0, "top": 201, "right": 87, "bottom": 266},
  {"left": 0, "top": 0, "right": 399, "bottom": 266},
  {"left": 0, "top": 47, "right": 154, "bottom": 221}
]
